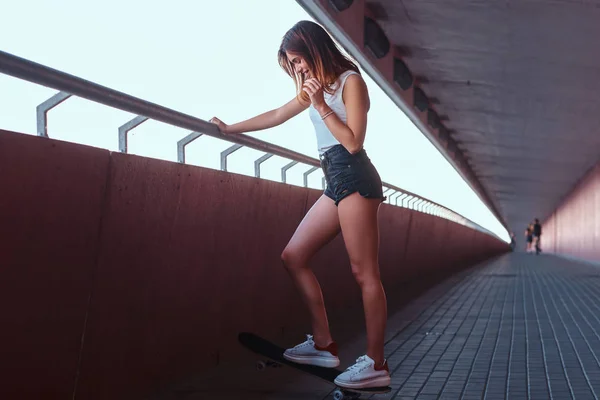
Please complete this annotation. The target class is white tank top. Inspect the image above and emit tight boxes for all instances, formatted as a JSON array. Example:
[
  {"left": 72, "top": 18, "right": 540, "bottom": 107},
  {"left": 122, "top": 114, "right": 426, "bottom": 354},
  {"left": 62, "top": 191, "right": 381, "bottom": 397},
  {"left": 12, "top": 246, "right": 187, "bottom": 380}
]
[{"left": 308, "top": 70, "right": 359, "bottom": 154}]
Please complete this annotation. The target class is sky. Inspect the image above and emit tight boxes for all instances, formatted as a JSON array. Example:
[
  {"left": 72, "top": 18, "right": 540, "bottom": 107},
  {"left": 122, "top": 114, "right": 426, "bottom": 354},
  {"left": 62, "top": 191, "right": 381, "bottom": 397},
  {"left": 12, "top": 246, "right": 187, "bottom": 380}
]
[{"left": 0, "top": 0, "right": 509, "bottom": 241}]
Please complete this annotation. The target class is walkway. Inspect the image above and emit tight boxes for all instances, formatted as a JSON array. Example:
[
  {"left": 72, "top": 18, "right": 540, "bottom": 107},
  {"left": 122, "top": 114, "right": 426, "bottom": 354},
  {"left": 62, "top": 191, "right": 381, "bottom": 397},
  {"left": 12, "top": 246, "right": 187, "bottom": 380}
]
[
  {"left": 379, "top": 252, "right": 600, "bottom": 400},
  {"left": 166, "top": 253, "right": 600, "bottom": 399}
]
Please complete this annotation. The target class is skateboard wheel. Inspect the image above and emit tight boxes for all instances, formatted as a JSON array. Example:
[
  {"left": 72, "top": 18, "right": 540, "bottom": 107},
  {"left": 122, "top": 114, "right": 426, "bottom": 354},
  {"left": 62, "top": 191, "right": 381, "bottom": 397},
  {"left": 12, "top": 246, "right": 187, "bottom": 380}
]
[
  {"left": 334, "top": 389, "right": 362, "bottom": 400},
  {"left": 256, "top": 360, "right": 267, "bottom": 371}
]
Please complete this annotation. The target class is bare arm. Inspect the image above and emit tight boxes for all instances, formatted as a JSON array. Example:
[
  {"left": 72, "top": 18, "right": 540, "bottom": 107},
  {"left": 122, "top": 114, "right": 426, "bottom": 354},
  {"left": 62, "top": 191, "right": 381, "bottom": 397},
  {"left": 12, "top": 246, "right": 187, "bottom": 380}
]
[
  {"left": 210, "top": 96, "right": 309, "bottom": 134},
  {"left": 311, "top": 74, "right": 370, "bottom": 154}
]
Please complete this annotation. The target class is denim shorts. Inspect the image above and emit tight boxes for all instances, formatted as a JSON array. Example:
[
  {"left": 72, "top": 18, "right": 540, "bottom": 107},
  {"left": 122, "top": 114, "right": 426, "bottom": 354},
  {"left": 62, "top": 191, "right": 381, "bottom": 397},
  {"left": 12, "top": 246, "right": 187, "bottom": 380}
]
[{"left": 319, "top": 144, "right": 386, "bottom": 206}]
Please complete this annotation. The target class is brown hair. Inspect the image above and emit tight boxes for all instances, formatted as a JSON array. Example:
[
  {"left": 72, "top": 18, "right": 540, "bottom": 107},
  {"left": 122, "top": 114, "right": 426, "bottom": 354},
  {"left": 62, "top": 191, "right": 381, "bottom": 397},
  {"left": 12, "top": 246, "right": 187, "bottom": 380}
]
[{"left": 278, "top": 20, "right": 360, "bottom": 103}]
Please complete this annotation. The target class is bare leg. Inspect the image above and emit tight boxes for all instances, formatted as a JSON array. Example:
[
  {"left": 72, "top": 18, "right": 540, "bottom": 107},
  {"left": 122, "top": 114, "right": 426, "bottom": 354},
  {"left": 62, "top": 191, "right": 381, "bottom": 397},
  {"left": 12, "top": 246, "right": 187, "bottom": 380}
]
[
  {"left": 338, "top": 193, "right": 387, "bottom": 365},
  {"left": 281, "top": 195, "right": 341, "bottom": 347}
]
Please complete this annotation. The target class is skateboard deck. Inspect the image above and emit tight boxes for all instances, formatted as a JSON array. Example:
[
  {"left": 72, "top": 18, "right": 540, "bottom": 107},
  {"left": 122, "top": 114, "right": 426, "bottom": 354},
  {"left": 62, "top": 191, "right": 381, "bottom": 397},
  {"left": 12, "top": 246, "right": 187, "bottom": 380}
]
[{"left": 238, "top": 332, "right": 391, "bottom": 400}]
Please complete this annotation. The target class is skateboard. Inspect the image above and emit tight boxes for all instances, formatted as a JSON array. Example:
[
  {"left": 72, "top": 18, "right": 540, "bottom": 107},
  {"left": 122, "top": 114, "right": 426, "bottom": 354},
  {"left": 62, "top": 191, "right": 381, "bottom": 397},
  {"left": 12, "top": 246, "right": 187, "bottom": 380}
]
[{"left": 238, "top": 332, "right": 391, "bottom": 400}]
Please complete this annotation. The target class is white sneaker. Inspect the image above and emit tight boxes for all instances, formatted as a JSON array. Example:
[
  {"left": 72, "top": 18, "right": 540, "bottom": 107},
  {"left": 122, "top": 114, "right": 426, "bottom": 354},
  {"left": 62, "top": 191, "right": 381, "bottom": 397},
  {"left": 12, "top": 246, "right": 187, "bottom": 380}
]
[
  {"left": 334, "top": 355, "right": 391, "bottom": 389},
  {"left": 283, "top": 334, "right": 340, "bottom": 368}
]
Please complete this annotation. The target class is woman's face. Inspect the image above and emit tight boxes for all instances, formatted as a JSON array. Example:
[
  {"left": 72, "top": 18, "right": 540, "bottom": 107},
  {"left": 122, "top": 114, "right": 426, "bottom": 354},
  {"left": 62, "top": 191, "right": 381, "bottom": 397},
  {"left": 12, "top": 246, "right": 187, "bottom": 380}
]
[{"left": 286, "top": 51, "right": 312, "bottom": 79}]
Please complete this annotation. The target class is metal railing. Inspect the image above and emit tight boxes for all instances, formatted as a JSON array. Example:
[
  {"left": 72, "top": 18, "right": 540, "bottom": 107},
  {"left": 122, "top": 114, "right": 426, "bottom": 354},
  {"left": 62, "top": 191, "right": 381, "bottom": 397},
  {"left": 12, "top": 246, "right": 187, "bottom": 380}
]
[{"left": 0, "top": 50, "right": 496, "bottom": 236}]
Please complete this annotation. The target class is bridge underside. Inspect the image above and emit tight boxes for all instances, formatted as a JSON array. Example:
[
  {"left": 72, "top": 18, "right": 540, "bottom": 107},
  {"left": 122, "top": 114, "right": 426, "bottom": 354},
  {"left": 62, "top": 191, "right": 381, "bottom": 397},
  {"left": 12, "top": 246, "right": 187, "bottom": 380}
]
[{"left": 301, "top": 0, "right": 600, "bottom": 236}]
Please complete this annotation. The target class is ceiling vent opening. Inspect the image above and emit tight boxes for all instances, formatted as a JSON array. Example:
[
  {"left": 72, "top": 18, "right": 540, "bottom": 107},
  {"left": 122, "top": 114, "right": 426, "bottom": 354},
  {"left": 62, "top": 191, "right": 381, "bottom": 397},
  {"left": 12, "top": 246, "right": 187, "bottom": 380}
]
[
  {"left": 393, "top": 57, "right": 413, "bottom": 90},
  {"left": 413, "top": 87, "right": 429, "bottom": 112},
  {"left": 364, "top": 17, "right": 390, "bottom": 59}
]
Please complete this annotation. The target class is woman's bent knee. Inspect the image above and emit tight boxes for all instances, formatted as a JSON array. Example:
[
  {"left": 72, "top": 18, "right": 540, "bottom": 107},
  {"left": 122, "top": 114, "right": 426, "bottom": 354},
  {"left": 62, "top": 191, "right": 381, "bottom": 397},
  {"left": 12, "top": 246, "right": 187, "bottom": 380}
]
[{"left": 281, "top": 247, "right": 304, "bottom": 271}]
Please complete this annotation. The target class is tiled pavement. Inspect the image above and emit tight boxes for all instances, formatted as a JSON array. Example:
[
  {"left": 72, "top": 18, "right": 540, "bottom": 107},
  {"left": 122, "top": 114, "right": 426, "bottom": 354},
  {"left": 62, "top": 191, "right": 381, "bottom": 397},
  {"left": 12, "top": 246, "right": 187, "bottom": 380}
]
[
  {"left": 369, "top": 253, "right": 600, "bottom": 400},
  {"left": 174, "top": 253, "right": 600, "bottom": 399}
]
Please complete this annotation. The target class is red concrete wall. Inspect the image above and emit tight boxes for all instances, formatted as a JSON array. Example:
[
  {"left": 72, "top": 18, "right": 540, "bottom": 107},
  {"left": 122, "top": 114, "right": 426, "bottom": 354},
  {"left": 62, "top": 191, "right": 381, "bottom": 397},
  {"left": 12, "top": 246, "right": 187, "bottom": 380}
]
[
  {"left": 0, "top": 130, "right": 110, "bottom": 400},
  {"left": 543, "top": 162, "right": 600, "bottom": 262},
  {"left": 0, "top": 130, "right": 507, "bottom": 399}
]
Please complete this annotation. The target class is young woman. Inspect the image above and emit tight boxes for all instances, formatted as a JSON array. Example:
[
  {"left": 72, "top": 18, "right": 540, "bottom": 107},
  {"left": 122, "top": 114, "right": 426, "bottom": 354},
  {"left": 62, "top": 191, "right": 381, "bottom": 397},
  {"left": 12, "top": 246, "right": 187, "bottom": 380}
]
[{"left": 210, "top": 20, "right": 391, "bottom": 389}]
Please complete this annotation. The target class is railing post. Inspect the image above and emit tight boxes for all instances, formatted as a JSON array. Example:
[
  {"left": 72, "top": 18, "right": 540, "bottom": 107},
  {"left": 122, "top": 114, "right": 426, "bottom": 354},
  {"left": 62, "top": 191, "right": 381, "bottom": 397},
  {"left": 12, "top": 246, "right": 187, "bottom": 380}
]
[
  {"left": 424, "top": 202, "right": 431, "bottom": 213},
  {"left": 177, "top": 132, "right": 203, "bottom": 163},
  {"left": 118, "top": 115, "right": 148, "bottom": 153},
  {"left": 414, "top": 199, "right": 423, "bottom": 212},
  {"left": 254, "top": 153, "right": 274, "bottom": 178},
  {"left": 36, "top": 91, "right": 71, "bottom": 138},
  {"left": 408, "top": 197, "right": 418, "bottom": 210},
  {"left": 303, "top": 167, "right": 319, "bottom": 187},
  {"left": 220, "top": 144, "right": 243, "bottom": 172},
  {"left": 389, "top": 191, "right": 402, "bottom": 206},
  {"left": 397, "top": 193, "right": 408, "bottom": 206},
  {"left": 382, "top": 188, "right": 395, "bottom": 203},
  {"left": 281, "top": 161, "right": 299, "bottom": 183}
]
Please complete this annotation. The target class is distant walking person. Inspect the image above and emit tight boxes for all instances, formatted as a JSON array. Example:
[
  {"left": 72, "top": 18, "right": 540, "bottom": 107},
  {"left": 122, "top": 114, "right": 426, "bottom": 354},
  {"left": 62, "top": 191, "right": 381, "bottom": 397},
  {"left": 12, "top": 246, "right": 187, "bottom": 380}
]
[
  {"left": 209, "top": 20, "right": 390, "bottom": 389},
  {"left": 533, "top": 218, "right": 542, "bottom": 255},
  {"left": 525, "top": 224, "right": 534, "bottom": 253}
]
